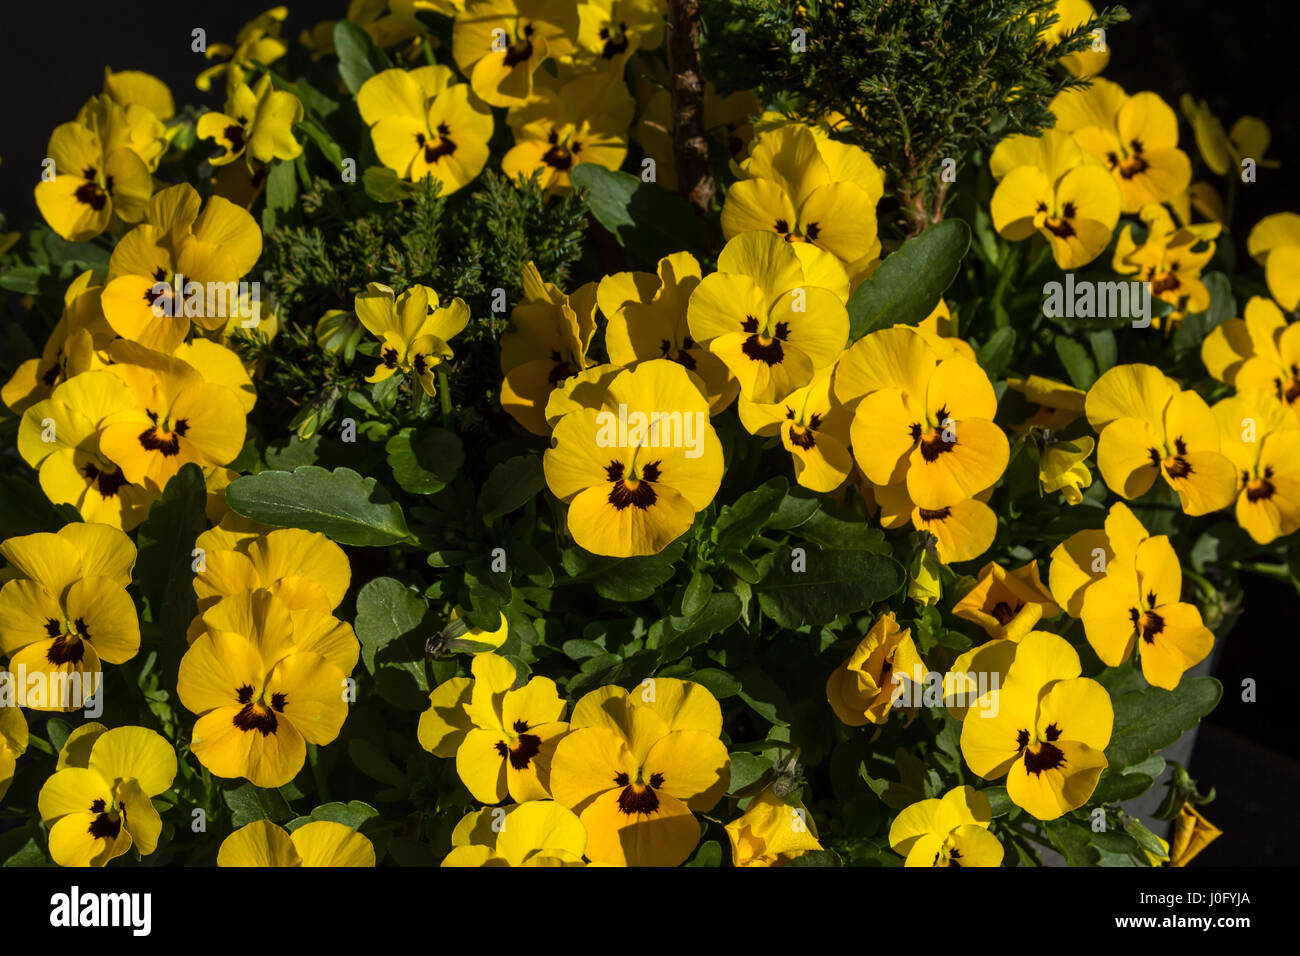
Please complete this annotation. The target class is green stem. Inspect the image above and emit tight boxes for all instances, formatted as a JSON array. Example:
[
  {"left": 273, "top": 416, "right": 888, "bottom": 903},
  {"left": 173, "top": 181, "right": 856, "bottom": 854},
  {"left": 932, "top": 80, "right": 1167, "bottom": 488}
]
[
  {"left": 308, "top": 744, "right": 330, "bottom": 802},
  {"left": 438, "top": 369, "right": 453, "bottom": 429},
  {"left": 1227, "top": 560, "right": 1290, "bottom": 581}
]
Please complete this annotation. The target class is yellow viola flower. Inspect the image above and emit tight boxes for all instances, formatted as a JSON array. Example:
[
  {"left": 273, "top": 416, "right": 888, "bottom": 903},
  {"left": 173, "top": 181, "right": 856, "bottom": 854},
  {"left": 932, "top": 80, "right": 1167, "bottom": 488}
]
[
  {"left": 549, "top": 678, "right": 730, "bottom": 867},
  {"left": 725, "top": 786, "right": 822, "bottom": 867},
  {"left": 197, "top": 74, "right": 304, "bottom": 170},
  {"left": 826, "top": 611, "right": 928, "bottom": 726},
  {"left": 102, "top": 67, "right": 176, "bottom": 122},
  {"left": 193, "top": 527, "right": 352, "bottom": 618},
  {"left": 721, "top": 123, "right": 885, "bottom": 282},
  {"left": 1212, "top": 391, "right": 1300, "bottom": 545},
  {"left": 98, "top": 342, "right": 248, "bottom": 490},
  {"left": 0, "top": 524, "right": 139, "bottom": 710},
  {"left": 1085, "top": 363, "right": 1237, "bottom": 515},
  {"left": 2, "top": 270, "right": 114, "bottom": 416},
  {"left": 188, "top": 590, "right": 360, "bottom": 680},
  {"left": 1037, "top": 0, "right": 1108, "bottom": 77},
  {"left": 942, "top": 635, "right": 1020, "bottom": 721},
  {"left": 503, "top": 71, "right": 633, "bottom": 194},
  {"left": 1036, "top": 432, "right": 1095, "bottom": 505},
  {"left": 358, "top": 65, "right": 493, "bottom": 192},
  {"left": 575, "top": 0, "right": 664, "bottom": 64},
  {"left": 1169, "top": 803, "right": 1221, "bottom": 867},
  {"left": 1079, "top": 532, "right": 1214, "bottom": 690},
  {"left": 913, "top": 299, "right": 977, "bottom": 363},
  {"left": 1006, "top": 374, "right": 1086, "bottom": 438},
  {"left": 100, "top": 183, "right": 263, "bottom": 351},
  {"left": 77, "top": 93, "right": 169, "bottom": 174},
  {"left": 33, "top": 119, "right": 152, "bottom": 242},
  {"left": 418, "top": 652, "right": 568, "bottom": 804},
  {"left": 178, "top": 590, "right": 354, "bottom": 788},
  {"left": 991, "top": 149, "right": 1121, "bottom": 269},
  {"left": 687, "top": 230, "right": 849, "bottom": 404},
  {"left": 1113, "top": 204, "right": 1220, "bottom": 316},
  {"left": 38, "top": 724, "right": 176, "bottom": 867},
  {"left": 875, "top": 479, "right": 999, "bottom": 565},
  {"left": 443, "top": 800, "right": 587, "bottom": 866},
  {"left": 960, "top": 631, "right": 1112, "bottom": 821},
  {"left": 838, "top": 327, "right": 1009, "bottom": 510},
  {"left": 1179, "top": 95, "right": 1278, "bottom": 178},
  {"left": 17, "top": 370, "right": 159, "bottom": 530},
  {"left": 1245, "top": 213, "right": 1300, "bottom": 312},
  {"left": 500, "top": 262, "right": 598, "bottom": 435},
  {"left": 543, "top": 360, "right": 723, "bottom": 557},
  {"left": 1048, "top": 499, "right": 1150, "bottom": 617},
  {"left": 196, "top": 6, "right": 290, "bottom": 94},
  {"left": 954, "top": 560, "right": 1060, "bottom": 642},
  {"left": 218, "top": 819, "right": 376, "bottom": 867},
  {"left": 1050, "top": 78, "right": 1191, "bottom": 213},
  {"left": 451, "top": 0, "right": 578, "bottom": 108},
  {"left": 0, "top": 676, "right": 27, "bottom": 801},
  {"left": 598, "top": 251, "right": 738, "bottom": 414},
  {"left": 889, "top": 785, "right": 1003, "bottom": 867},
  {"left": 1200, "top": 297, "right": 1299, "bottom": 405},
  {"left": 738, "top": 364, "right": 854, "bottom": 493},
  {"left": 354, "top": 282, "right": 469, "bottom": 397}
]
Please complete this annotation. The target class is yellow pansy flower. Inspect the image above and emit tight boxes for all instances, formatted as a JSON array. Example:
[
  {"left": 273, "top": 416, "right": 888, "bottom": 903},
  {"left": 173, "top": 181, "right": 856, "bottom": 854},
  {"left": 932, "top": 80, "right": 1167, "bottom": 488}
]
[
  {"left": 1037, "top": 0, "right": 1108, "bottom": 77},
  {"left": 0, "top": 524, "right": 139, "bottom": 710},
  {"left": 100, "top": 183, "right": 263, "bottom": 352},
  {"left": 451, "top": 0, "right": 578, "bottom": 108},
  {"left": 1006, "top": 373, "right": 1086, "bottom": 438},
  {"left": 38, "top": 724, "right": 176, "bottom": 867},
  {"left": 219, "top": 819, "right": 376, "bottom": 866},
  {"left": 1169, "top": 803, "right": 1221, "bottom": 867},
  {"left": 1085, "top": 363, "right": 1237, "bottom": 515},
  {"left": 500, "top": 262, "right": 598, "bottom": 435},
  {"left": 875, "top": 479, "right": 999, "bottom": 565},
  {"left": 738, "top": 364, "right": 854, "bottom": 493},
  {"left": 575, "top": 0, "right": 664, "bottom": 65},
  {"left": 354, "top": 282, "right": 469, "bottom": 397},
  {"left": 178, "top": 590, "right": 354, "bottom": 788},
  {"left": 721, "top": 123, "right": 885, "bottom": 283},
  {"left": 1113, "top": 204, "right": 1219, "bottom": 316},
  {"left": 196, "top": 6, "right": 290, "bottom": 95},
  {"left": 543, "top": 360, "right": 723, "bottom": 557},
  {"left": 503, "top": 71, "right": 633, "bottom": 194},
  {"left": 418, "top": 653, "right": 568, "bottom": 804},
  {"left": 17, "top": 370, "right": 159, "bottom": 530},
  {"left": 688, "top": 230, "right": 849, "bottom": 404},
  {"left": 102, "top": 67, "right": 176, "bottom": 121},
  {"left": 838, "top": 327, "right": 1009, "bottom": 511},
  {"left": 954, "top": 560, "right": 1060, "bottom": 642},
  {"left": 725, "top": 786, "right": 822, "bottom": 867},
  {"left": 1179, "top": 95, "right": 1277, "bottom": 178},
  {"left": 0, "top": 676, "right": 27, "bottom": 801},
  {"left": 2, "top": 270, "right": 114, "bottom": 416},
  {"left": 1036, "top": 432, "right": 1095, "bottom": 505},
  {"left": 301, "top": 0, "right": 426, "bottom": 58},
  {"left": 443, "top": 800, "right": 587, "bottom": 866},
  {"left": 1201, "top": 297, "right": 1300, "bottom": 408},
  {"left": 597, "top": 251, "right": 738, "bottom": 414},
  {"left": 77, "top": 94, "right": 169, "bottom": 173},
  {"left": 192, "top": 527, "right": 352, "bottom": 618},
  {"left": 358, "top": 65, "right": 493, "bottom": 192},
  {"left": 549, "top": 678, "right": 729, "bottom": 867},
  {"left": 1047, "top": 498, "right": 1149, "bottom": 616},
  {"left": 889, "top": 786, "right": 1003, "bottom": 867},
  {"left": 1245, "top": 213, "right": 1300, "bottom": 311},
  {"left": 1211, "top": 390, "right": 1300, "bottom": 544},
  {"left": 33, "top": 119, "right": 152, "bottom": 243},
  {"left": 960, "top": 631, "right": 1112, "bottom": 821},
  {"left": 1050, "top": 78, "right": 1191, "bottom": 213},
  {"left": 826, "top": 611, "right": 928, "bottom": 726},
  {"left": 197, "top": 74, "right": 304, "bottom": 171}
]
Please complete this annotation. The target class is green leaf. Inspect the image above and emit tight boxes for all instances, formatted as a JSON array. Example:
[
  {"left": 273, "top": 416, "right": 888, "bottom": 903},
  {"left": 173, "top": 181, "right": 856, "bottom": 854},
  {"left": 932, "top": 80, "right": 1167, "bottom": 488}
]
[
  {"left": 354, "top": 577, "right": 429, "bottom": 672},
  {"left": 727, "top": 752, "right": 773, "bottom": 793},
  {"left": 226, "top": 465, "right": 413, "bottom": 546},
  {"left": 681, "top": 571, "right": 713, "bottom": 618},
  {"left": 689, "top": 667, "right": 742, "bottom": 698},
  {"left": 846, "top": 219, "right": 970, "bottom": 340},
  {"left": 1055, "top": 336, "right": 1097, "bottom": 389},
  {"left": 286, "top": 801, "right": 380, "bottom": 832},
  {"left": 791, "top": 509, "right": 889, "bottom": 552},
  {"left": 561, "top": 538, "right": 687, "bottom": 602},
  {"left": 785, "top": 849, "right": 842, "bottom": 867},
  {"left": 363, "top": 164, "right": 418, "bottom": 202},
  {"left": 0, "top": 475, "right": 76, "bottom": 537},
  {"left": 385, "top": 426, "right": 464, "bottom": 495},
  {"left": 348, "top": 739, "right": 407, "bottom": 787},
  {"left": 1173, "top": 272, "right": 1234, "bottom": 358},
  {"left": 266, "top": 158, "right": 298, "bottom": 215},
  {"left": 976, "top": 326, "right": 1016, "bottom": 379},
  {"left": 756, "top": 546, "right": 903, "bottom": 628},
  {"left": 1090, "top": 329, "right": 1117, "bottom": 374},
  {"left": 223, "top": 782, "right": 294, "bottom": 827},
  {"left": 569, "top": 163, "right": 707, "bottom": 268},
  {"left": 298, "top": 118, "right": 345, "bottom": 171},
  {"left": 135, "top": 464, "right": 207, "bottom": 642},
  {"left": 334, "top": 19, "right": 391, "bottom": 95},
  {"left": 684, "top": 839, "right": 723, "bottom": 867},
  {"left": 1105, "top": 677, "right": 1222, "bottom": 770},
  {"left": 478, "top": 455, "right": 545, "bottom": 520},
  {"left": 654, "top": 593, "right": 743, "bottom": 666},
  {"left": 714, "top": 477, "right": 788, "bottom": 553}
]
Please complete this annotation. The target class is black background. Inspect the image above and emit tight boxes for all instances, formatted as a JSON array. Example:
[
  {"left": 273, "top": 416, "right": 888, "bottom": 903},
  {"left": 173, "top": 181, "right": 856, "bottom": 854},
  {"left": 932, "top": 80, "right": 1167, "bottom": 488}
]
[{"left": 0, "top": 0, "right": 1296, "bottom": 864}]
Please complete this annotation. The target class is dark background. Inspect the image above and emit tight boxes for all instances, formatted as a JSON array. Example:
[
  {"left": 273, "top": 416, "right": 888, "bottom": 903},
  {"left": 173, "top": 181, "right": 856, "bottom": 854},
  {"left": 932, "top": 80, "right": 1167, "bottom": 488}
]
[{"left": 0, "top": 1, "right": 1296, "bottom": 863}]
